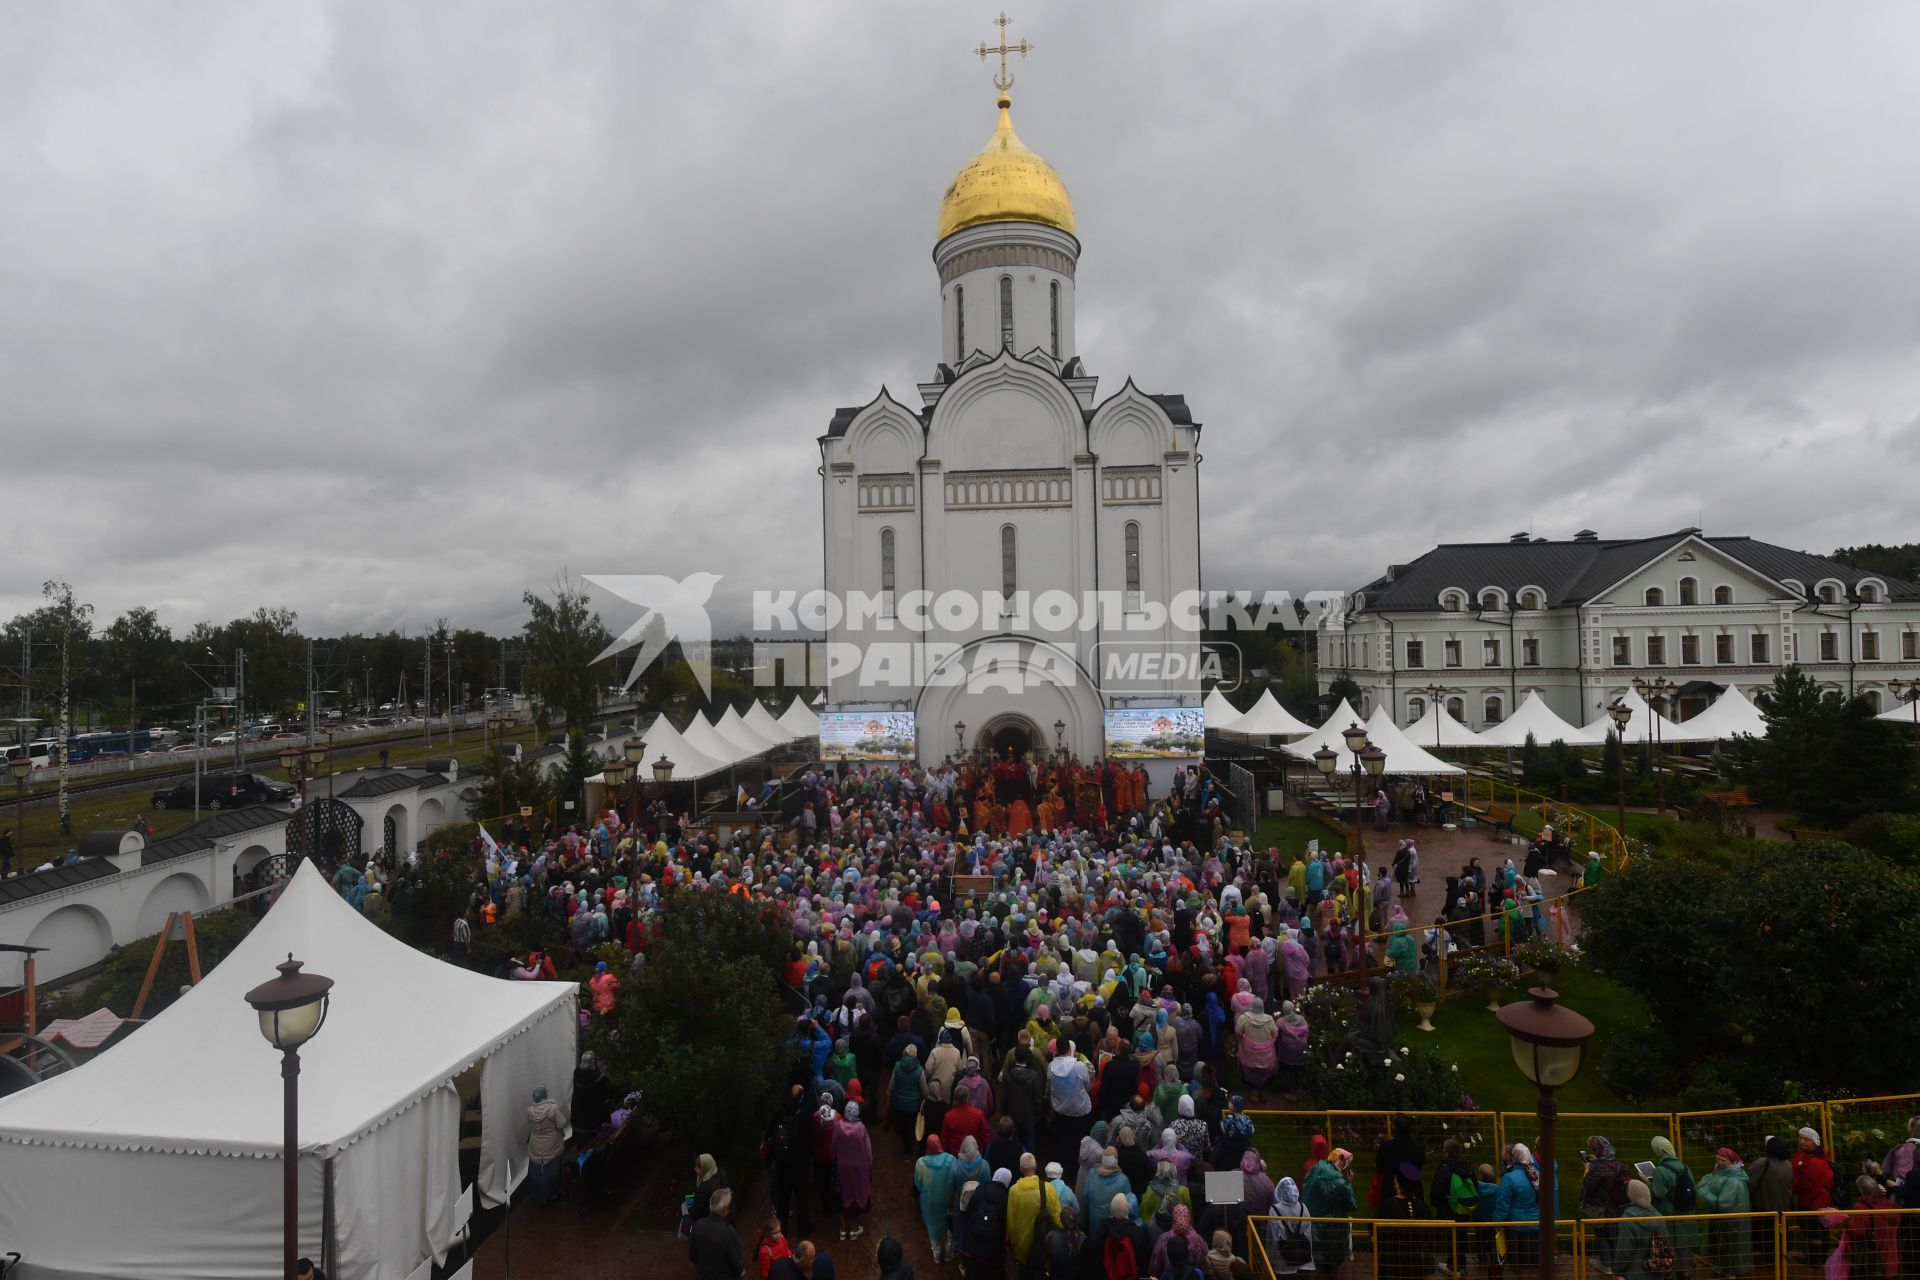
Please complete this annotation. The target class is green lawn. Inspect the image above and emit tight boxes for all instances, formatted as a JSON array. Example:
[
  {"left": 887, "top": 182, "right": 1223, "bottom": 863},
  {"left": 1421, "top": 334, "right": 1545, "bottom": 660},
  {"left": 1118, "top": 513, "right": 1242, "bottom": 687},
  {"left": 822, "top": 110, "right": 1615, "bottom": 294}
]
[{"left": 1254, "top": 813, "right": 1347, "bottom": 855}]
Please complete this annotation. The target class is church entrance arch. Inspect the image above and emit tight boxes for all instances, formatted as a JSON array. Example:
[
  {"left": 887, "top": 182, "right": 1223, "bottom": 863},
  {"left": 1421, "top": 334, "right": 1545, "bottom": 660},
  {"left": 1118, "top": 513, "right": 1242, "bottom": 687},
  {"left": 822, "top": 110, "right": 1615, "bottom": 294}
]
[{"left": 978, "top": 714, "right": 1042, "bottom": 763}]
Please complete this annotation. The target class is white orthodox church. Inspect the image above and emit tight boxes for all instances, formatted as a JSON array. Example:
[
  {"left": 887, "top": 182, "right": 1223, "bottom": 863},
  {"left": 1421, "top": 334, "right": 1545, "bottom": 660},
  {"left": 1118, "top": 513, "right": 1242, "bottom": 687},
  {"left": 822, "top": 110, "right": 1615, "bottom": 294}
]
[{"left": 818, "top": 78, "right": 1204, "bottom": 770}]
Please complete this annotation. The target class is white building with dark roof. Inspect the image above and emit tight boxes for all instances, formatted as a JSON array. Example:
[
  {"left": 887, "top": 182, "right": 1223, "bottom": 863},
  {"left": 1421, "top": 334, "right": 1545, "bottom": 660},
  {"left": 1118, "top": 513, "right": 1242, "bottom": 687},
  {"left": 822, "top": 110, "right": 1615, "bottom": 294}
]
[{"left": 1319, "top": 528, "right": 1920, "bottom": 734}]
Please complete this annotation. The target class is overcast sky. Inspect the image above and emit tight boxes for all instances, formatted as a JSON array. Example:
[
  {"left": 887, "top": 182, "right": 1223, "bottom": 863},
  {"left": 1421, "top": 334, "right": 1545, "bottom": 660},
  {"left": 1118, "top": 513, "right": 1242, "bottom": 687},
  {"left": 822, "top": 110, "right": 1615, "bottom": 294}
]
[{"left": 5, "top": 1, "right": 1918, "bottom": 638}]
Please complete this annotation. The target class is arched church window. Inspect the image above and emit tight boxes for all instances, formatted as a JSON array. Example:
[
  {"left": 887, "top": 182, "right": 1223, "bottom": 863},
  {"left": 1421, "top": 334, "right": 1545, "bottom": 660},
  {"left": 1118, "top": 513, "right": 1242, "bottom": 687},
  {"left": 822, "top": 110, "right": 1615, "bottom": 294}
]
[
  {"left": 1000, "top": 275, "right": 1014, "bottom": 350},
  {"left": 1484, "top": 695, "right": 1504, "bottom": 725},
  {"left": 1000, "top": 524, "right": 1017, "bottom": 598},
  {"left": 1645, "top": 587, "right": 1664, "bottom": 607},
  {"left": 879, "top": 527, "right": 896, "bottom": 594},
  {"left": 1050, "top": 281, "right": 1060, "bottom": 357},
  {"left": 955, "top": 285, "right": 965, "bottom": 360},
  {"left": 1124, "top": 521, "right": 1141, "bottom": 593}
]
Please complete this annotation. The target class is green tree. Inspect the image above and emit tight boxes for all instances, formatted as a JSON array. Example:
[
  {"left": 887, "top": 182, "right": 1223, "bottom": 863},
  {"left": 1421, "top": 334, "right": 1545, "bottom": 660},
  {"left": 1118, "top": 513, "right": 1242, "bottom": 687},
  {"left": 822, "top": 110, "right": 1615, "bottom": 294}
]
[
  {"left": 1326, "top": 673, "right": 1363, "bottom": 708},
  {"left": 590, "top": 891, "right": 792, "bottom": 1152},
  {"left": 521, "top": 574, "right": 614, "bottom": 737},
  {"left": 1581, "top": 837, "right": 1920, "bottom": 1093},
  {"left": 1741, "top": 666, "right": 1918, "bottom": 824}
]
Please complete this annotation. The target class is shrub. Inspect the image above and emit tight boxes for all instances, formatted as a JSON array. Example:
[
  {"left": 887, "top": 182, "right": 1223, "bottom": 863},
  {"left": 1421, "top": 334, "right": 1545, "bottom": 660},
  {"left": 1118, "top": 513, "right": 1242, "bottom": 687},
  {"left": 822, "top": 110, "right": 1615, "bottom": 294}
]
[
  {"left": 1595, "top": 1026, "right": 1679, "bottom": 1104},
  {"left": 1387, "top": 971, "right": 1438, "bottom": 1013},
  {"left": 1841, "top": 812, "right": 1920, "bottom": 868},
  {"left": 1454, "top": 955, "right": 1519, "bottom": 1002},
  {"left": 1514, "top": 939, "right": 1576, "bottom": 975},
  {"left": 37, "top": 908, "right": 264, "bottom": 1022}
]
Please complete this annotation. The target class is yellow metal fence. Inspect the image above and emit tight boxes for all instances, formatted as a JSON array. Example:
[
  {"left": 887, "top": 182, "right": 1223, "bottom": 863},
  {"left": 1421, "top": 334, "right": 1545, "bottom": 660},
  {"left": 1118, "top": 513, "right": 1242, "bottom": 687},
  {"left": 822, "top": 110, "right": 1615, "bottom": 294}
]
[{"left": 1246, "top": 1210, "right": 1920, "bottom": 1280}]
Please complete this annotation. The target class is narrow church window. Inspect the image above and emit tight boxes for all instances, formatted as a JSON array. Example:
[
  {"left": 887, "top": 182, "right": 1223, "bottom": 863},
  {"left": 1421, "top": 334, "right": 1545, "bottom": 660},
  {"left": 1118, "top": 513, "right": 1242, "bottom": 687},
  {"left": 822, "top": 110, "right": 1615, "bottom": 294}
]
[
  {"left": 1050, "top": 281, "right": 1060, "bottom": 356},
  {"left": 1000, "top": 275, "right": 1014, "bottom": 350},
  {"left": 955, "top": 285, "right": 965, "bottom": 360},
  {"left": 1124, "top": 521, "right": 1141, "bottom": 593},
  {"left": 880, "top": 527, "right": 896, "bottom": 593},
  {"left": 1001, "top": 524, "right": 1017, "bottom": 597}
]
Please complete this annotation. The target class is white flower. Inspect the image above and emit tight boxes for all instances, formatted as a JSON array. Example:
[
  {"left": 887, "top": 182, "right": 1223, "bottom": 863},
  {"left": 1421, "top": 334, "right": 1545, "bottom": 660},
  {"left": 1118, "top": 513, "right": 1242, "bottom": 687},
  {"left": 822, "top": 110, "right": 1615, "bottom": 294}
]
[
  {"left": 1382, "top": 1058, "right": 1393, "bottom": 1067},
  {"left": 1395, "top": 1073, "right": 1406, "bottom": 1082},
  {"left": 1399, "top": 1046, "right": 1410, "bottom": 1054},
  {"left": 1450, "top": 1064, "right": 1459, "bottom": 1072},
  {"left": 1336, "top": 1063, "right": 1345, "bottom": 1071}
]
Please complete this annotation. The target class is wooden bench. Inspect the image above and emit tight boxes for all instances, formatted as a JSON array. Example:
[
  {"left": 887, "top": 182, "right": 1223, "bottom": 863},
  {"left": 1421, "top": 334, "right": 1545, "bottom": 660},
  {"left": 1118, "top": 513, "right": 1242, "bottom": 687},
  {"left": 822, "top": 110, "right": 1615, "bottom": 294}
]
[
  {"left": 1789, "top": 828, "right": 1839, "bottom": 843},
  {"left": 1479, "top": 807, "right": 1516, "bottom": 836}
]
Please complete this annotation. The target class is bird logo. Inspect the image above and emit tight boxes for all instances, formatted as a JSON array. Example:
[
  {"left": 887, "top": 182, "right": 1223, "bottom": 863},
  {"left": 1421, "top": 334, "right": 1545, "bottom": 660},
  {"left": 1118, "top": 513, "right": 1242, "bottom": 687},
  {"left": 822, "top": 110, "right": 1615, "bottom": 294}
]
[{"left": 586, "top": 572, "right": 723, "bottom": 697}]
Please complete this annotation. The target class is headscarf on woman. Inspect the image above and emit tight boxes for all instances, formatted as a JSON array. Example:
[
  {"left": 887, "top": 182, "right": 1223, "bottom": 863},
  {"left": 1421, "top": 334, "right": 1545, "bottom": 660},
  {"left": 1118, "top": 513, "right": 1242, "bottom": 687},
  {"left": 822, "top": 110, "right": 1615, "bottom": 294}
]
[
  {"left": 1149, "top": 1202, "right": 1209, "bottom": 1277},
  {"left": 1242, "top": 1147, "right": 1276, "bottom": 1211}
]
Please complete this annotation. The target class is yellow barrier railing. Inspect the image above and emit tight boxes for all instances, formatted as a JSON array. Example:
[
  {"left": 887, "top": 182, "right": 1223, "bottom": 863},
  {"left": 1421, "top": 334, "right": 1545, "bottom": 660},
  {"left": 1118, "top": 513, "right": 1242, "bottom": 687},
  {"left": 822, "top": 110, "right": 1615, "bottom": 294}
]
[{"left": 1244, "top": 1210, "right": 1920, "bottom": 1280}]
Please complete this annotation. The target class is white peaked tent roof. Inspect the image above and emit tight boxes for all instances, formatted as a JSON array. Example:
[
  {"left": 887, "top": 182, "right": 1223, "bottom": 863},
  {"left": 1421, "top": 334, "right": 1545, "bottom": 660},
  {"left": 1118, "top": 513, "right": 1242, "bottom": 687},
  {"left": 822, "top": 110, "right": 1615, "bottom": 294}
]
[
  {"left": 744, "top": 699, "right": 798, "bottom": 742},
  {"left": 718, "top": 704, "right": 786, "bottom": 755},
  {"left": 0, "top": 860, "right": 577, "bottom": 1278},
  {"left": 1876, "top": 700, "right": 1920, "bottom": 724},
  {"left": 1230, "top": 688, "right": 1315, "bottom": 737},
  {"left": 1282, "top": 698, "right": 1365, "bottom": 762},
  {"left": 780, "top": 695, "right": 821, "bottom": 737},
  {"left": 637, "top": 713, "right": 730, "bottom": 779},
  {"left": 1360, "top": 705, "right": 1465, "bottom": 774},
  {"left": 1660, "top": 685, "right": 1768, "bottom": 743},
  {"left": 682, "top": 711, "right": 750, "bottom": 766},
  {"left": 1405, "top": 700, "right": 1485, "bottom": 748},
  {"left": 1203, "top": 687, "right": 1244, "bottom": 732},
  {"left": 1571, "top": 686, "right": 1677, "bottom": 745},
  {"left": 1475, "top": 691, "right": 1589, "bottom": 748}
]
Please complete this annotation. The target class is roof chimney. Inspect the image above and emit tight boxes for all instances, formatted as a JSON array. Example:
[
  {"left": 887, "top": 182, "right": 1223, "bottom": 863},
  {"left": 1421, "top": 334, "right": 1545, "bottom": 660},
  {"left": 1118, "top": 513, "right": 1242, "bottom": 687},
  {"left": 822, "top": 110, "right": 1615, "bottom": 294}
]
[
  {"left": 1574, "top": 529, "right": 1599, "bottom": 542},
  {"left": 1509, "top": 532, "right": 1530, "bottom": 544}
]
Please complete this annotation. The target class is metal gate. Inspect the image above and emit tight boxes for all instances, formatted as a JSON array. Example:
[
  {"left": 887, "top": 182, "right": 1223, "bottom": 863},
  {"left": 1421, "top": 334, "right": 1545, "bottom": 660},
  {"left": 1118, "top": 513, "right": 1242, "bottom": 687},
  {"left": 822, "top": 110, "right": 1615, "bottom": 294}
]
[{"left": 287, "top": 798, "right": 363, "bottom": 873}]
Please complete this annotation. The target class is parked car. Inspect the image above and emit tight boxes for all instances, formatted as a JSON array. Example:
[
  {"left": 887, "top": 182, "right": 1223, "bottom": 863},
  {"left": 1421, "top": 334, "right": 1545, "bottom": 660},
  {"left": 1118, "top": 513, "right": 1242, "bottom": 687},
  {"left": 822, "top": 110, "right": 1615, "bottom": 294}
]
[{"left": 150, "top": 772, "right": 295, "bottom": 811}]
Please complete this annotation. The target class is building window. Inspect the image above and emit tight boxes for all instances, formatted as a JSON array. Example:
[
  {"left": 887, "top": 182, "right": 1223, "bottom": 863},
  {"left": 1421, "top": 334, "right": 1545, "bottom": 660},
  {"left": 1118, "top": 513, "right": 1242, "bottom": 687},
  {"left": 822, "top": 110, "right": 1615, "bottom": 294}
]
[
  {"left": 1819, "top": 631, "right": 1838, "bottom": 661},
  {"left": 1612, "top": 635, "right": 1631, "bottom": 666},
  {"left": 1860, "top": 583, "right": 1880, "bottom": 603},
  {"left": 999, "top": 275, "right": 1014, "bottom": 350},
  {"left": 1123, "top": 521, "right": 1141, "bottom": 595},
  {"left": 1446, "top": 696, "right": 1465, "bottom": 721},
  {"left": 1407, "top": 696, "right": 1427, "bottom": 725},
  {"left": 1864, "top": 689, "right": 1883, "bottom": 712},
  {"left": 1905, "top": 632, "right": 1919, "bottom": 661},
  {"left": 1484, "top": 696, "right": 1504, "bottom": 725},
  {"left": 1519, "top": 590, "right": 1542, "bottom": 609},
  {"left": 1647, "top": 635, "right": 1667, "bottom": 665},
  {"left": 1681, "top": 634, "right": 1700, "bottom": 665},
  {"left": 1715, "top": 633, "right": 1734, "bottom": 664},
  {"left": 955, "top": 285, "right": 965, "bottom": 360},
  {"left": 1860, "top": 630, "right": 1879, "bottom": 660},
  {"left": 1483, "top": 637, "right": 1501, "bottom": 666},
  {"left": 1751, "top": 632, "right": 1770, "bottom": 663},
  {"left": 1480, "top": 590, "right": 1502, "bottom": 611},
  {"left": 879, "top": 527, "right": 896, "bottom": 594},
  {"left": 1819, "top": 584, "right": 1838, "bottom": 603},
  {"left": 1049, "top": 281, "right": 1060, "bottom": 357},
  {"left": 1406, "top": 640, "right": 1425, "bottom": 669},
  {"left": 1679, "top": 578, "right": 1697, "bottom": 605},
  {"left": 1443, "top": 639, "right": 1462, "bottom": 668},
  {"left": 1713, "top": 585, "right": 1732, "bottom": 604},
  {"left": 1000, "top": 524, "right": 1016, "bottom": 597},
  {"left": 1442, "top": 591, "right": 1465, "bottom": 611},
  {"left": 1522, "top": 638, "right": 1540, "bottom": 666},
  {"left": 1645, "top": 587, "right": 1664, "bottom": 606}
]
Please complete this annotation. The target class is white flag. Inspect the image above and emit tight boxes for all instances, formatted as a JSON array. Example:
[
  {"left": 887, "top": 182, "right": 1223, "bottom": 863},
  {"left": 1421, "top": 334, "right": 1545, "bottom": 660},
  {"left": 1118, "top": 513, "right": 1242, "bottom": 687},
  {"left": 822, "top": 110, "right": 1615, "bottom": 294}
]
[{"left": 477, "top": 822, "right": 500, "bottom": 858}]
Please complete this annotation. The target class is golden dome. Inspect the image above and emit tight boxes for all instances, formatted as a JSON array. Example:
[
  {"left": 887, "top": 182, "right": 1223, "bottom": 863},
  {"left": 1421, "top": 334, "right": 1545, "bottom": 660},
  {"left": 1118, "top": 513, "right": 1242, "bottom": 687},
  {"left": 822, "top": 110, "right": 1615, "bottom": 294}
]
[{"left": 936, "top": 95, "right": 1075, "bottom": 241}]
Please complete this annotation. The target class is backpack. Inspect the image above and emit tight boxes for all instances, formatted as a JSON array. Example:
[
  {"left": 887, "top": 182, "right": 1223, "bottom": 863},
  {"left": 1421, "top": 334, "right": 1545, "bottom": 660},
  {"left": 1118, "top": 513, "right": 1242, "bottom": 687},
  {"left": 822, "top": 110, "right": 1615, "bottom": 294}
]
[
  {"left": 1275, "top": 1218, "right": 1313, "bottom": 1266},
  {"left": 1645, "top": 1228, "right": 1676, "bottom": 1274},
  {"left": 1665, "top": 1160, "right": 1697, "bottom": 1212},
  {"left": 1103, "top": 1230, "right": 1138, "bottom": 1280},
  {"left": 1448, "top": 1171, "right": 1480, "bottom": 1217}
]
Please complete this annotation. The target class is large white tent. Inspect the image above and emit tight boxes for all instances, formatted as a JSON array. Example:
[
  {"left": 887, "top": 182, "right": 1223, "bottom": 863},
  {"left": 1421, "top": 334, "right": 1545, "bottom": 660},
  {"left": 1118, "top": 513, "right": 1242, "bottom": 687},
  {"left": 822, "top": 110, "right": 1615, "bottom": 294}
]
[
  {"left": 778, "top": 695, "right": 821, "bottom": 739},
  {"left": 0, "top": 861, "right": 577, "bottom": 1280},
  {"left": 1475, "top": 691, "right": 1589, "bottom": 749},
  {"left": 1282, "top": 700, "right": 1462, "bottom": 775},
  {"left": 718, "top": 705, "right": 786, "bottom": 755},
  {"left": 681, "top": 711, "right": 751, "bottom": 768},
  {"left": 636, "top": 713, "right": 729, "bottom": 780},
  {"left": 1202, "top": 687, "right": 1244, "bottom": 732},
  {"left": 1570, "top": 686, "right": 1676, "bottom": 745},
  {"left": 1876, "top": 700, "right": 1920, "bottom": 725},
  {"left": 1404, "top": 700, "right": 1485, "bottom": 749},
  {"left": 1660, "top": 685, "right": 1768, "bottom": 743},
  {"left": 1228, "top": 689, "right": 1314, "bottom": 738},
  {"left": 744, "top": 699, "right": 798, "bottom": 743}
]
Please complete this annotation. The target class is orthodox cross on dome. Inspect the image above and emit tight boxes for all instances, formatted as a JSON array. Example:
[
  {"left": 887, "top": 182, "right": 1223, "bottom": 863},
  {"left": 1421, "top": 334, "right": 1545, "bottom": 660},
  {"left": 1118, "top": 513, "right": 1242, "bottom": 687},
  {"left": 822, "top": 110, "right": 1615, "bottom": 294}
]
[{"left": 974, "top": 12, "right": 1032, "bottom": 97}]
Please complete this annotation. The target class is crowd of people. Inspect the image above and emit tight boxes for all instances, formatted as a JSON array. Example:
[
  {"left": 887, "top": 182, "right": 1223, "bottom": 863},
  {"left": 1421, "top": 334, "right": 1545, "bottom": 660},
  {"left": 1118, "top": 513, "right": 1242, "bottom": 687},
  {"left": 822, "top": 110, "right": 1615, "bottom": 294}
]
[{"left": 372, "top": 748, "right": 1917, "bottom": 1280}]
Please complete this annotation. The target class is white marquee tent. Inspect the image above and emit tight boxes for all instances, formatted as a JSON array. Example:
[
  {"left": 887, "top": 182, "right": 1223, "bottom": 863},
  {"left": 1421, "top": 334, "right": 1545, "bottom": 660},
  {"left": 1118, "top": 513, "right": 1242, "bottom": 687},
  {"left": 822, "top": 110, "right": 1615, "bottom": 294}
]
[
  {"left": 1404, "top": 700, "right": 1485, "bottom": 749},
  {"left": 1282, "top": 700, "right": 1463, "bottom": 775},
  {"left": 681, "top": 712, "right": 752, "bottom": 768},
  {"left": 637, "top": 714, "right": 730, "bottom": 780},
  {"left": 1571, "top": 686, "right": 1676, "bottom": 745},
  {"left": 1227, "top": 689, "right": 1314, "bottom": 738},
  {"left": 744, "top": 699, "right": 798, "bottom": 743},
  {"left": 778, "top": 696, "right": 821, "bottom": 739},
  {"left": 1475, "top": 691, "right": 1589, "bottom": 749},
  {"left": 1202, "top": 688, "right": 1244, "bottom": 732},
  {"left": 1876, "top": 700, "right": 1920, "bottom": 725},
  {"left": 0, "top": 861, "right": 577, "bottom": 1280},
  {"left": 1659, "top": 685, "right": 1768, "bottom": 743},
  {"left": 718, "top": 705, "right": 786, "bottom": 756}
]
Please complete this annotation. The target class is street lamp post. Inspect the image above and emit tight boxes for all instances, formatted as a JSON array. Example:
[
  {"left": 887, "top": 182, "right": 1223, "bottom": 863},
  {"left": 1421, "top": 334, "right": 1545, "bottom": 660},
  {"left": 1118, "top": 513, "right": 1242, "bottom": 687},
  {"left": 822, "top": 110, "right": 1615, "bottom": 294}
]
[
  {"left": 1339, "top": 722, "right": 1371, "bottom": 860},
  {"left": 1495, "top": 987, "right": 1596, "bottom": 1280},
  {"left": 278, "top": 744, "right": 306, "bottom": 805},
  {"left": 954, "top": 720, "right": 966, "bottom": 760},
  {"left": 651, "top": 754, "right": 676, "bottom": 840},
  {"left": 1607, "top": 700, "right": 1633, "bottom": 841},
  {"left": 619, "top": 736, "right": 646, "bottom": 826},
  {"left": 8, "top": 754, "right": 31, "bottom": 876},
  {"left": 1631, "top": 677, "right": 1676, "bottom": 814},
  {"left": 1053, "top": 718, "right": 1066, "bottom": 757},
  {"left": 601, "top": 754, "right": 631, "bottom": 826},
  {"left": 244, "top": 955, "right": 335, "bottom": 1280},
  {"left": 1890, "top": 677, "right": 1920, "bottom": 725},
  {"left": 307, "top": 740, "right": 330, "bottom": 805},
  {"left": 1420, "top": 684, "right": 1455, "bottom": 750}
]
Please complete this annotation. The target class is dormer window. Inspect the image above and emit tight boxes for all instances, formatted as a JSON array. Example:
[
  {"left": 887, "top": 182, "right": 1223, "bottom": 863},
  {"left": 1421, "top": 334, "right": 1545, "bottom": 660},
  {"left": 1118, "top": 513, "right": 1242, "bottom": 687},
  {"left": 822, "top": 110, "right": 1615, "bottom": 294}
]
[
  {"left": 1441, "top": 591, "right": 1465, "bottom": 611},
  {"left": 1518, "top": 590, "right": 1542, "bottom": 610},
  {"left": 1819, "top": 584, "right": 1838, "bottom": 604},
  {"left": 1859, "top": 583, "right": 1881, "bottom": 603}
]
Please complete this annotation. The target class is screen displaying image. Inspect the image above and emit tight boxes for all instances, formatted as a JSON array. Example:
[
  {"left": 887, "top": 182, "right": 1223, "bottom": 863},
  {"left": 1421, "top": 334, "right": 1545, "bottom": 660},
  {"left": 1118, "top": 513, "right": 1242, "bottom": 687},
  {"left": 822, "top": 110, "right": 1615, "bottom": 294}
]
[
  {"left": 819, "top": 711, "right": 917, "bottom": 762},
  {"left": 1103, "top": 706, "right": 1203, "bottom": 759}
]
